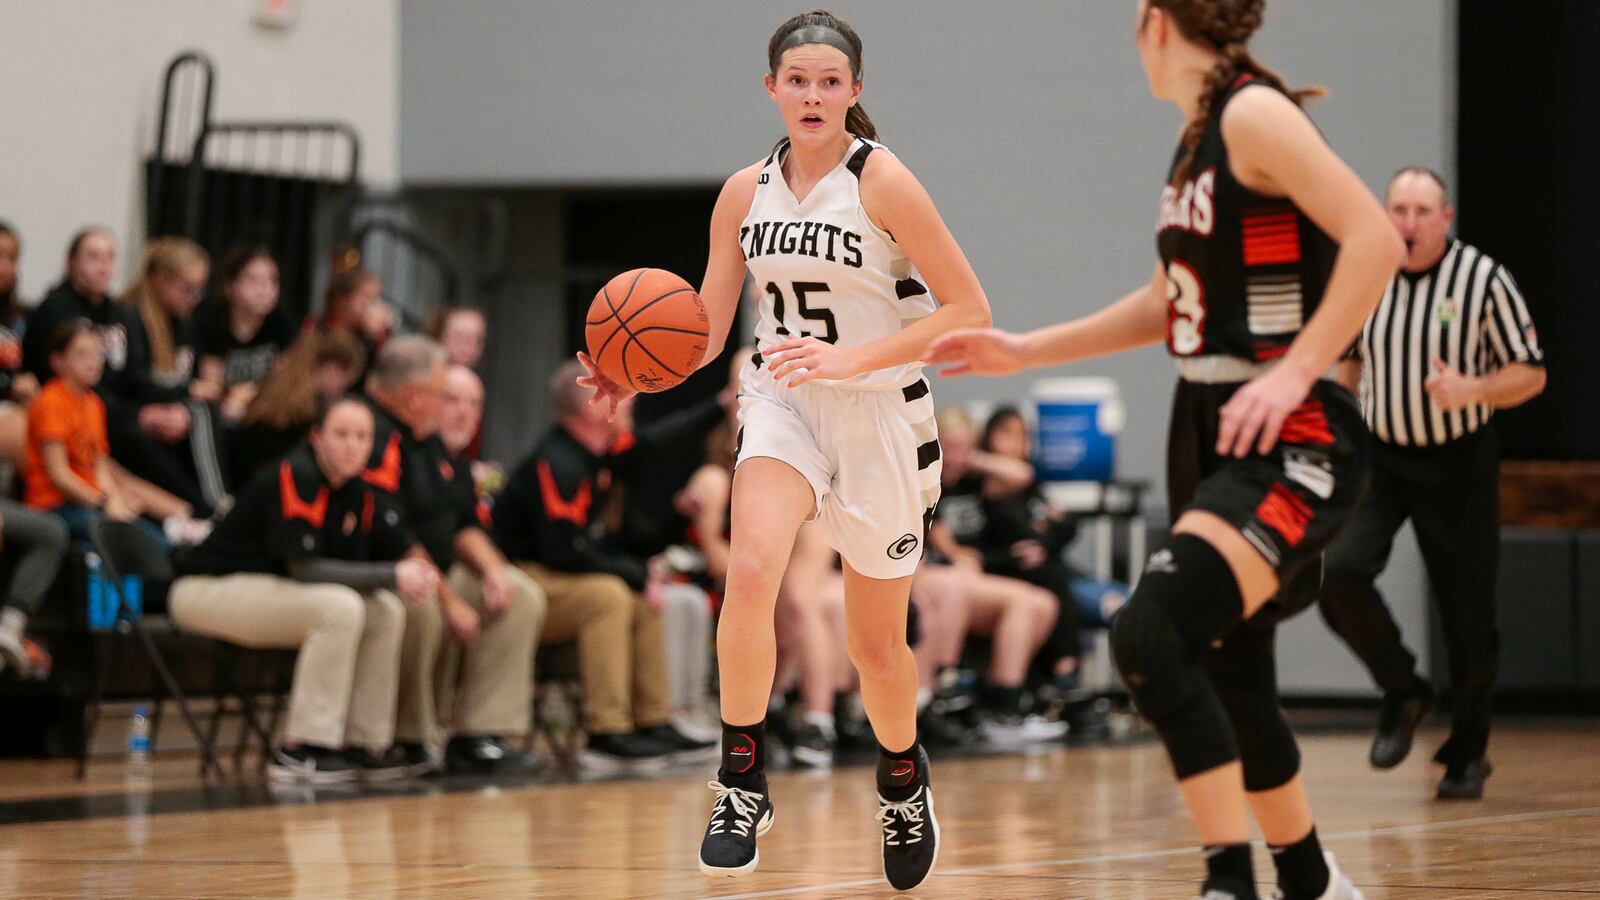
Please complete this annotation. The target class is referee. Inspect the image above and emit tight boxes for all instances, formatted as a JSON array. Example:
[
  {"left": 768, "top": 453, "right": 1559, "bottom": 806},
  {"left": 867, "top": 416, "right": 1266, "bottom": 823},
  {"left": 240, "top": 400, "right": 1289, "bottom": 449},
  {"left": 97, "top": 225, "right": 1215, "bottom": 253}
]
[{"left": 1319, "top": 167, "right": 1546, "bottom": 801}]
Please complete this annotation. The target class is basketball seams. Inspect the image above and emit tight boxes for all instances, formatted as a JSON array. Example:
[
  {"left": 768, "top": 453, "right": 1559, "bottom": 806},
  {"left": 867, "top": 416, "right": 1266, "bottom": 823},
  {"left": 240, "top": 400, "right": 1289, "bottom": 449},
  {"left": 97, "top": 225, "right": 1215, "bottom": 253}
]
[
  {"left": 586, "top": 268, "right": 708, "bottom": 392},
  {"left": 589, "top": 283, "right": 628, "bottom": 364}
]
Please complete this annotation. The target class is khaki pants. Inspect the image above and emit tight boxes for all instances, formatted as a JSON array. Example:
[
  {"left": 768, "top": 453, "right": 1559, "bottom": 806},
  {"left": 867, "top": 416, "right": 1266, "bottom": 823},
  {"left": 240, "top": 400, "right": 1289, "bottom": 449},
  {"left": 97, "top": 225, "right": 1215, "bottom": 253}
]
[
  {"left": 395, "top": 563, "right": 545, "bottom": 745},
  {"left": 518, "top": 563, "right": 671, "bottom": 736},
  {"left": 169, "top": 574, "right": 405, "bottom": 751}
]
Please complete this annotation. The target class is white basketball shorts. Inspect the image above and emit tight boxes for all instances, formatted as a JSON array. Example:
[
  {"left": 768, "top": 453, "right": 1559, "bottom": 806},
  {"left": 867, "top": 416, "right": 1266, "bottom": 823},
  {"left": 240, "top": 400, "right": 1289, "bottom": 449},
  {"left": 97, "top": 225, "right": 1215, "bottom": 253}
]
[{"left": 734, "top": 356, "right": 941, "bottom": 580}]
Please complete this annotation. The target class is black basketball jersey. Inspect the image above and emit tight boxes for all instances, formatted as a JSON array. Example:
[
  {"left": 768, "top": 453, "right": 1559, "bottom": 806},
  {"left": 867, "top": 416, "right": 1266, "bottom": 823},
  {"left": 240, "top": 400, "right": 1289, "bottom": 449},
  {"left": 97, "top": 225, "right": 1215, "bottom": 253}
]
[{"left": 1156, "top": 74, "right": 1338, "bottom": 364}]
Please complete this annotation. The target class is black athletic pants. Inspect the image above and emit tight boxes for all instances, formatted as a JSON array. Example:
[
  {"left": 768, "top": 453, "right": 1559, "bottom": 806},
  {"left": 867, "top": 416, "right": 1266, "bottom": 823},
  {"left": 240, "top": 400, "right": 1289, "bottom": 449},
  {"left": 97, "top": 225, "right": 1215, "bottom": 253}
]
[{"left": 1317, "top": 432, "right": 1500, "bottom": 765}]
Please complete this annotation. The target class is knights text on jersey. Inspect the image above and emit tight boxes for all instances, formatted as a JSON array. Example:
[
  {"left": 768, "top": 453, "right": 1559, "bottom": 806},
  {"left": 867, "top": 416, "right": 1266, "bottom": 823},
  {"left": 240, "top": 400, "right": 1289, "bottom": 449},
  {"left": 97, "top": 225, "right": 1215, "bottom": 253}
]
[
  {"left": 1156, "top": 75, "right": 1338, "bottom": 366},
  {"left": 740, "top": 137, "right": 938, "bottom": 389}
]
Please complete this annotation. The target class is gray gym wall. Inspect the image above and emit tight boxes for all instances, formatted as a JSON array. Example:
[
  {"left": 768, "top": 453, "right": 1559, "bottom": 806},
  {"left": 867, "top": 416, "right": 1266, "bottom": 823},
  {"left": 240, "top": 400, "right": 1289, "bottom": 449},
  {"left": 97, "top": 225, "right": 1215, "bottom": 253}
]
[{"left": 401, "top": 0, "right": 1453, "bottom": 695}]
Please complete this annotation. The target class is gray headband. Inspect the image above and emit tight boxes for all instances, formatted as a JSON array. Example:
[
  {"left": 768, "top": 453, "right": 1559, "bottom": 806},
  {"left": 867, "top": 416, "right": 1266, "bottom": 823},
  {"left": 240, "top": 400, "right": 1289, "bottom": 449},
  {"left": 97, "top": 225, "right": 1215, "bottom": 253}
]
[{"left": 770, "top": 24, "right": 860, "bottom": 79}]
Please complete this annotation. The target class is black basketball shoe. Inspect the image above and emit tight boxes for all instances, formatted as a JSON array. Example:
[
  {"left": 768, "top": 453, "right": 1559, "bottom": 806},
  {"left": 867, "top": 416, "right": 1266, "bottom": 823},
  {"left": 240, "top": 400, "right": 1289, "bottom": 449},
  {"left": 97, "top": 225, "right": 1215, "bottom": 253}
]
[{"left": 876, "top": 744, "right": 939, "bottom": 891}]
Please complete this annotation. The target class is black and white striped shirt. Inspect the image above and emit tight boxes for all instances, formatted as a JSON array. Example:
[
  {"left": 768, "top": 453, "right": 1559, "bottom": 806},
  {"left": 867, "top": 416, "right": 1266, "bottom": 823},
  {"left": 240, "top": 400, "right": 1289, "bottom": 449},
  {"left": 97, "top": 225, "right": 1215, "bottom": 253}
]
[{"left": 1357, "top": 240, "right": 1543, "bottom": 447}]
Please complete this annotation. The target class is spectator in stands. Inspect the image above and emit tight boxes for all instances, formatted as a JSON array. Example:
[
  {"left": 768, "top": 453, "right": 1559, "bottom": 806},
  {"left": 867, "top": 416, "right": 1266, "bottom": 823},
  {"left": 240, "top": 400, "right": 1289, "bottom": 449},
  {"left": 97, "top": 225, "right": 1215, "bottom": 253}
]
[
  {"left": 21, "top": 228, "right": 125, "bottom": 386},
  {"left": 980, "top": 407, "right": 1127, "bottom": 635},
  {"left": 308, "top": 262, "right": 393, "bottom": 376},
  {"left": 437, "top": 364, "right": 506, "bottom": 535},
  {"left": 494, "top": 362, "right": 712, "bottom": 768},
  {"left": 427, "top": 306, "right": 489, "bottom": 457},
  {"left": 0, "top": 221, "right": 38, "bottom": 405},
  {"left": 0, "top": 498, "right": 70, "bottom": 679},
  {"left": 195, "top": 245, "right": 296, "bottom": 422},
  {"left": 909, "top": 554, "right": 1063, "bottom": 743},
  {"left": 363, "top": 336, "right": 545, "bottom": 774},
  {"left": 104, "top": 237, "right": 228, "bottom": 517},
  {"left": 23, "top": 322, "right": 163, "bottom": 545},
  {"left": 936, "top": 407, "right": 1082, "bottom": 689},
  {"left": 425, "top": 305, "right": 487, "bottom": 370},
  {"left": 231, "top": 330, "right": 367, "bottom": 483},
  {"left": 171, "top": 396, "right": 440, "bottom": 783}
]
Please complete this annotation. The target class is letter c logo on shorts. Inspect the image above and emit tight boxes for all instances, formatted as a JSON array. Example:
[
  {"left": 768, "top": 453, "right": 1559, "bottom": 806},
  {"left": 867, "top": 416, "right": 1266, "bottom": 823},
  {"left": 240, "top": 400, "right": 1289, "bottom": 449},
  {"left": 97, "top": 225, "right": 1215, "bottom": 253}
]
[{"left": 887, "top": 533, "right": 919, "bottom": 560}]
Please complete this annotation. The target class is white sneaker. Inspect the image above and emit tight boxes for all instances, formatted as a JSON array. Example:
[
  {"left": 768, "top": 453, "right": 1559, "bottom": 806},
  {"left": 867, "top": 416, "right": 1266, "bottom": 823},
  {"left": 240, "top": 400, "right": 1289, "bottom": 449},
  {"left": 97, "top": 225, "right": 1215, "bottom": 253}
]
[{"left": 981, "top": 714, "right": 1068, "bottom": 744}]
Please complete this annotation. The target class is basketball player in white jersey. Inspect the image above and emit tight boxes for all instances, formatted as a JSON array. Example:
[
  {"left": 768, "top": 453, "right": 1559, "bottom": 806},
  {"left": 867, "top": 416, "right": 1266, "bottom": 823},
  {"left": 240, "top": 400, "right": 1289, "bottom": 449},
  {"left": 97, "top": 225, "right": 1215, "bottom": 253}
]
[{"left": 577, "top": 9, "right": 992, "bottom": 890}]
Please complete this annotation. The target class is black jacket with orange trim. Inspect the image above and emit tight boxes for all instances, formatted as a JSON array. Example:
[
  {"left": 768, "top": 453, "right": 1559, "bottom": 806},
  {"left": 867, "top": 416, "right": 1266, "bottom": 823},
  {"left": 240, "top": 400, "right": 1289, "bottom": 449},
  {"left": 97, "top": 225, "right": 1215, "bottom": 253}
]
[
  {"left": 362, "top": 398, "right": 480, "bottom": 569},
  {"left": 494, "top": 425, "right": 647, "bottom": 590},
  {"left": 177, "top": 446, "right": 413, "bottom": 578}
]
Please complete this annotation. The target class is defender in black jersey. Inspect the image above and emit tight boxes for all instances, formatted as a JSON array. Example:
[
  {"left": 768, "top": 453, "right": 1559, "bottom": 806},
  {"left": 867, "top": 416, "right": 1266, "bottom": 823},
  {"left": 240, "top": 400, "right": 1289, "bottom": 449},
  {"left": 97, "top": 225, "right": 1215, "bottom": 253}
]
[{"left": 930, "top": 2, "right": 1404, "bottom": 898}]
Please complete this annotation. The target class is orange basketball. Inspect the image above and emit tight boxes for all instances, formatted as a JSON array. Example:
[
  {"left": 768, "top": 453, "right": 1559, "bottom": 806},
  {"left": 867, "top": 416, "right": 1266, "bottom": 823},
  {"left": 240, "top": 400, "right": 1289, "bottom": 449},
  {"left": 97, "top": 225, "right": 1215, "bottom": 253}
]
[{"left": 585, "top": 268, "right": 709, "bottom": 393}]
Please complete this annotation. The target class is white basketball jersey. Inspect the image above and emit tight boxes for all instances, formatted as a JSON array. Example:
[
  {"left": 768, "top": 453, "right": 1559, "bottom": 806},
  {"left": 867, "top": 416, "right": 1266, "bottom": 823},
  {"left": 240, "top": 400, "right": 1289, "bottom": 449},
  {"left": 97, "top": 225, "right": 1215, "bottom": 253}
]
[{"left": 741, "top": 137, "right": 937, "bottom": 389}]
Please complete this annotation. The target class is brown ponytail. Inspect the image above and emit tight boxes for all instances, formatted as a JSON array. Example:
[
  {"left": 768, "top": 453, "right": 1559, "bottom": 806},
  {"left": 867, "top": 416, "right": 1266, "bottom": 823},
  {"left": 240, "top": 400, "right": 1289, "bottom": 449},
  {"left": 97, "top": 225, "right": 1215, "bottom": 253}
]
[
  {"left": 1149, "top": 0, "right": 1323, "bottom": 186},
  {"left": 768, "top": 9, "right": 878, "bottom": 142}
]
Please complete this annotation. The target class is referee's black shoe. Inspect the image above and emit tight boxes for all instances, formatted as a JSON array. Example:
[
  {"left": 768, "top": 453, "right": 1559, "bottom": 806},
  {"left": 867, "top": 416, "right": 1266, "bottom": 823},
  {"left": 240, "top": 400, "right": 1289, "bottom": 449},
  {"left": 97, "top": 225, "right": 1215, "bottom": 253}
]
[
  {"left": 1437, "top": 758, "right": 1492, "bottom": 800},
  {"left": 1369, "top": 681, "right": 1434, "bottom": 770},
  {"left": 876, "top": 745, "right": 939, "bottom": 891}
]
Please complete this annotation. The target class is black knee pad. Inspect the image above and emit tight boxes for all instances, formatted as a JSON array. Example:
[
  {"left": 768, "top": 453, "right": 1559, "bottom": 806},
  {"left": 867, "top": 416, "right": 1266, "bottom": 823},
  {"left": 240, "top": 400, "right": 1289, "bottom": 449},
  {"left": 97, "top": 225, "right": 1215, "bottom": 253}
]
[
  {"left": 1111, "top": 534, "right": 1244, "bottom": 682},
  {"left": 1207, "top": 628, "right": 1300, "bottom": 791},
  {"left": 1109, "top": 535, "right": 1248, "bottom": 779}
]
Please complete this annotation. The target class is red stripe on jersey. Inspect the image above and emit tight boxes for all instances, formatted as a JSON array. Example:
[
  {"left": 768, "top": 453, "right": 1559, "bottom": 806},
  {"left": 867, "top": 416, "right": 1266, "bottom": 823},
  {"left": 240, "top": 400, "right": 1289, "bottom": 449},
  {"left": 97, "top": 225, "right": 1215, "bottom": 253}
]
[
  {"left": 1243, "top": 213, "right": 1302, "bottom": 266},
  {"left": 361, "top": 491, "right": 375, "bottom": 532},
  {"left": 537, "top": 461, "right": 592, "bottom": 526},
  {"left": 1255, "top": 483, "right": 1312, "bottom": 547},
  {"left": 362, "top": 434, "right": 403, "bottom": 493},
  {"left": 1254, "top": 345, "right": 1290, "bottom": 361},
  {"left": 1280, "top": 400, "right": 1335, "bottom": 445},
  {"left": 280, "top": 461, "right": 329, "bottom": 527}
]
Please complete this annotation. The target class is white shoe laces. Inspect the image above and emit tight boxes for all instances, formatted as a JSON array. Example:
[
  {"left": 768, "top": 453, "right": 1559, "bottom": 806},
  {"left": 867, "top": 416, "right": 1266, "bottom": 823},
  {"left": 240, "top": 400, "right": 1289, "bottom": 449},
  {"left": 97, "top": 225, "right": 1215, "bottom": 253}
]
[
  {"left": 876, "top": 786, "right": 927, "bottom": 846},
  {"left": 707, "top": 781, "right": 763, "bottom": 837}
]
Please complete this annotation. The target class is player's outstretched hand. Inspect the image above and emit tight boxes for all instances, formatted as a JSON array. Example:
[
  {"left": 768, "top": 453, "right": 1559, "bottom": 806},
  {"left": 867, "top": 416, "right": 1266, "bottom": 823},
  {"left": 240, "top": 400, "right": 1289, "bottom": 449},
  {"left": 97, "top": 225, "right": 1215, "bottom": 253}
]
[
  {"left": 926, "top": 328, "right": 1029, "bottom": 377},
  {"left": 1216, "top": 364, "right": 1316, "bottom": 458},
  {"left": 766, "top": 336, "right": 863, "bottom": 387},
  {"left": 576, "top": 351, "right": 636, "bottom": 421}
]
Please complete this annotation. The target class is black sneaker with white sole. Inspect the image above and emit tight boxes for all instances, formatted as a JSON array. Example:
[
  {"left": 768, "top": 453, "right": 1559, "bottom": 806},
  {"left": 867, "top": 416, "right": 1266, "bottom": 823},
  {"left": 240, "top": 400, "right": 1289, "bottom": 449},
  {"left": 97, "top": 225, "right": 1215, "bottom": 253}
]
[
  {"left": 789, "top": 722, "right": 836, "bottom": 769},
  {"left": 269, "top": 745, "right": 360, "bottom": 784},
  {"left": 638, "top": 723, "right": 717, "bottom": 759},
  {"left": 876, "top": 744, "right": 939, "bottom": 891},
  {"left": 698, "top": 776, "right": 774, "bottom": 876},
  {"left": 581, "top": 731, "right": 673, "bottom": 771}
]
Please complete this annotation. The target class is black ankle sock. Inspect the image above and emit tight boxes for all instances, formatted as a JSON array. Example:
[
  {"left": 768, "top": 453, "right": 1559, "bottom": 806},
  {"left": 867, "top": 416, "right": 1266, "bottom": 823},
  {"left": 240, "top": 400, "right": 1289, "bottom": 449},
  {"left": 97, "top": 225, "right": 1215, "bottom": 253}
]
[
  {"left": 1204, "top": 843, "right": 1256, "bottom": 893},
  {"left": 1271, "top": 826, "right": 1329, "bottom": 898},
  {"left": 718, "top": 719, "right": 766, "bottom": 787},
  {"left": 876, "top": 741, "right": 924, "bottom": 801}
]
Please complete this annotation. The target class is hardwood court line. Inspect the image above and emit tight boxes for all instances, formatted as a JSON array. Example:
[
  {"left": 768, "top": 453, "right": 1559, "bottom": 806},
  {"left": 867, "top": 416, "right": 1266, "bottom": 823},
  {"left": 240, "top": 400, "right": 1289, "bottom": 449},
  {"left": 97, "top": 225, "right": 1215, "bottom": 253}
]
[{"left": 711, "top": 804, "right": 1600, "bottom": 899}]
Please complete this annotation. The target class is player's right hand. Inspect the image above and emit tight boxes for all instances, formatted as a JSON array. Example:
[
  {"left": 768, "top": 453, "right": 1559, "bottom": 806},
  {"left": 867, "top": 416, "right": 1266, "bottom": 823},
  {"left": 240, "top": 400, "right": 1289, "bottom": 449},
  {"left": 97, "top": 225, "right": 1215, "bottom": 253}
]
[
  {"left": 575, "top": 351, "right": 636, "bottom": 421},
  {"left": 926, "top": 328, "right": 1029, "bottom": 377}
]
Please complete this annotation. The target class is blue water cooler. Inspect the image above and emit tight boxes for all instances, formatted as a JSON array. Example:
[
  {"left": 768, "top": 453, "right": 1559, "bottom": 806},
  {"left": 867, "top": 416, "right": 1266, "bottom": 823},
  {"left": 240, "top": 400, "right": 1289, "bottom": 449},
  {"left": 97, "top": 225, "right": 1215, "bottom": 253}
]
[{"left": 1032, "top": 377, "right": 1124, "bottom": 483}]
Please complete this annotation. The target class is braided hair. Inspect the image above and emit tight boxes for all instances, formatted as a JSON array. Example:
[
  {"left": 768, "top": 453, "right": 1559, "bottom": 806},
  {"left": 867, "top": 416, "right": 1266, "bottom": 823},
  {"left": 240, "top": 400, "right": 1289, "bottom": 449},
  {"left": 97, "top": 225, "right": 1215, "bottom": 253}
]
[{"left": 1147, "top": 0, "right": 1323, "bottom": 186}]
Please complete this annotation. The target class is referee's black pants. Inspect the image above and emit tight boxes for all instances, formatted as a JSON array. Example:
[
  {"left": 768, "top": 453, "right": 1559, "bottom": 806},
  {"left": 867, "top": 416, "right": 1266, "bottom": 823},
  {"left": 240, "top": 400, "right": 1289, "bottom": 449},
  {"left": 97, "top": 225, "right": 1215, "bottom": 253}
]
[{"left": 1317, "top": 437, "right": 1500, "bottom": 765}]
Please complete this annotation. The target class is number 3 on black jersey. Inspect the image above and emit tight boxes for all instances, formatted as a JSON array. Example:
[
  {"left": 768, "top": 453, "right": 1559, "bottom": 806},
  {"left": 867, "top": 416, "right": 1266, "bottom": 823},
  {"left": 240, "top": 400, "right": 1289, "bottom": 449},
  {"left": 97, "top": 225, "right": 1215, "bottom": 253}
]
[
  {"left": 768, "top": 281, "right": 839, "bottom": 343},
  {"left": 1165, "top": 260, "right": 1206, "bottom": 356}
]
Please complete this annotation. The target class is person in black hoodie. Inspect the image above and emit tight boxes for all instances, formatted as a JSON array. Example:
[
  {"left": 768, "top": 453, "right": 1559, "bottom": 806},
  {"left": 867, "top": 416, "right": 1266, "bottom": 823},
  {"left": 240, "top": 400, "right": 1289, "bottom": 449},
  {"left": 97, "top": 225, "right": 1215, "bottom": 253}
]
[
  {"left": 21, "top": 227, "right": 127, "bottom": 386},
  {"left": 103, "top": 238, "right": 229, "bottom": 516}
]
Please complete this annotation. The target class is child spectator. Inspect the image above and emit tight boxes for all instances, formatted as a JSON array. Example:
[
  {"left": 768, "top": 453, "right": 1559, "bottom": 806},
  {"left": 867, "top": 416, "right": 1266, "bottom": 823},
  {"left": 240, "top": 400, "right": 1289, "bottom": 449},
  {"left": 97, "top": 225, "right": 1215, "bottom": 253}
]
[{"left": 195, "top": 245, "right": 296, "bottom": 421}]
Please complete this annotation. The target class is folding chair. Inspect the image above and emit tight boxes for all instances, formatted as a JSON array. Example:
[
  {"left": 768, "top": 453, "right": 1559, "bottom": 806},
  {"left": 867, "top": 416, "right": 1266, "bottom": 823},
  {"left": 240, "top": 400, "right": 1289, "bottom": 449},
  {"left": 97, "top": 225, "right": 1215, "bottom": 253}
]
[{"left": 79, "top": 519, "right": 224, "bottom": 779}]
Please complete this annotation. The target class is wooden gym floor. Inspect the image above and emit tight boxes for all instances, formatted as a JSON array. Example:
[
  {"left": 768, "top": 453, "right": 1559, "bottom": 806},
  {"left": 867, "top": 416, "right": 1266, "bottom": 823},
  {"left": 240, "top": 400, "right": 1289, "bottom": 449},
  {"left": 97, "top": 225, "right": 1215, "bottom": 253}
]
[{"left": 0, "top": 721, "right": 1596, "bottom": 898}]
